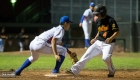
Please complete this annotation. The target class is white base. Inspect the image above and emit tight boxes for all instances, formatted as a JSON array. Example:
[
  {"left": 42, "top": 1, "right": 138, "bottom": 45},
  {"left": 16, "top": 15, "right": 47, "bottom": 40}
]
[{"left": 45, "top": 73, "right": 73, "bottom": 77}]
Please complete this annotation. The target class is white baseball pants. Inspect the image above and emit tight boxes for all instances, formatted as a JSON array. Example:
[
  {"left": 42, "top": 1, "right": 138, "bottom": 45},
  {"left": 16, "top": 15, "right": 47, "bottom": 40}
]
[
  {"left": 82, "top": 21, "right": 92, "bottom": 39},
  {"left": 28, "top": 37, "right": 67, "bottom": 63},
  {"left": 71, "top": 40, "right": 115, "bottom": 76}
]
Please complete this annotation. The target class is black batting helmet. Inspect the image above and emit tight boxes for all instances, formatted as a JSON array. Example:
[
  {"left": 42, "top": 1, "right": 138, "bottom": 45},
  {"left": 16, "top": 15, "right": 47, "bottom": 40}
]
[{"left": 93, "top": 4, "right": 107, "bottom": 17}]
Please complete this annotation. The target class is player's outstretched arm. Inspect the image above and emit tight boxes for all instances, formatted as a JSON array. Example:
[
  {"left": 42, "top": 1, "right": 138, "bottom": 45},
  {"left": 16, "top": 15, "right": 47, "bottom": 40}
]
[
  {"left": 63, "top": 44, "right": 78, "bottom": 65},
  {"left": 51, "top": 37, "right": 61, "bottom": 62}
]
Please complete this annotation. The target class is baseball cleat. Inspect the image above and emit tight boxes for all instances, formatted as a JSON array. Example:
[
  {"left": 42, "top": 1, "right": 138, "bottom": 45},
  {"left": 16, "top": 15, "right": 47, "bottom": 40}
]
[
  {"left": 14, "top": 72, "right": 21, "bottom": 76},
  {"left": 108, "top": 74, "right": 114, "bottom": 78},
  {"left": 14, "top": 70, "right": 21, "bottom": 76},
  {"left": 108, "top": 71, "right": 115, "bottom": 78},
  {"left": 9, "top": 69, "right": 20, "bottom": 76},
  {"left": 52, "top": 69, "right": 60, "bottom": 74},
  {"left": 65, "top": 69, "right": 75, "bottom": 76},
  {"left": 15, "top": 73, "right": 20, "bottom": 76}
]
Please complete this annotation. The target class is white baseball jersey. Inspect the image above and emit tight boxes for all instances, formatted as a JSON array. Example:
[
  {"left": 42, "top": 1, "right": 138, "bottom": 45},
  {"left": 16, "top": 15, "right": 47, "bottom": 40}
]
[
  {"left": 38, "top": 25, "right": 64, "bottom": 44},
  {"left": 83, "top": 9, "right": 94, "bottom": 23}
]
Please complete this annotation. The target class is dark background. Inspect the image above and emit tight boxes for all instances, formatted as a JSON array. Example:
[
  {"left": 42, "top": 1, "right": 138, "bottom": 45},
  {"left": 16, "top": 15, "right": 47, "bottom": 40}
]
[
  {"left": 0, "top": 0, "right": 51, "bottom": 23},
  {"left": 0, "top": 0, "right": 52, "bottom": 33},
  {"left": 0, "top": 0, "right": 140, "bottom": 52}
]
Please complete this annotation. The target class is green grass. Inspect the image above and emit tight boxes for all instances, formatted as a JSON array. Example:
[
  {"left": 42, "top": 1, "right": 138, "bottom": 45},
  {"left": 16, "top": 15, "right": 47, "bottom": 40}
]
[{"left": 0, "top": 52, "right": 140, "bottom": 71}]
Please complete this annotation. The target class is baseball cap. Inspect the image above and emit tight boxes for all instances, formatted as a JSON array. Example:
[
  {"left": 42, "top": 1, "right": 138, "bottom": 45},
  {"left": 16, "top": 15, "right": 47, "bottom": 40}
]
[
  {"left": 90, "top": 2, "right": 95, "bottom": 7},
  {"left": 60, "top": 16, "right": 73, "bottom": 23},
  {"left": 93, "top": 4, "right": 107, "bottom": 15}
]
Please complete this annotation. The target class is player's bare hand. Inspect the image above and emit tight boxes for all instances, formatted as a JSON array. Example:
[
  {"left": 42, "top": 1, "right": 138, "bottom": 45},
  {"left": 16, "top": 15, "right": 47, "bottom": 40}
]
[
  {"left": 105, "top": 38, "right": 112, "bottom": 44},
  {"left": 55, "top": 55, "right": 61, "bottom": 62},
  {"left": 90, "top": 39, "right": 96, "bottom": 44},
  {"left": 79, "top": 23, "right": 82, "bottom": 27}
]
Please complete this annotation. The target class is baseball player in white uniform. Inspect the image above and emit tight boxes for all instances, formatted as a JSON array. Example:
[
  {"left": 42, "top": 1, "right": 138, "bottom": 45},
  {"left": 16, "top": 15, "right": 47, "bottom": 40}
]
[
  {"left": 66, "top": 4, "right": 120, "bottom": 78},
  {"left": 79, "top": 2, "right": 95, "bottom": 49},
  {"left": 14, "top": 16, "right": 73, "bottom": 75}
]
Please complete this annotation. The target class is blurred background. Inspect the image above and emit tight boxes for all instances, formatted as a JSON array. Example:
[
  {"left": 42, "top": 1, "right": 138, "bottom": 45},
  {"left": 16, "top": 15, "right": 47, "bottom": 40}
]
[{"left": 0, "top": 0, "right": 140, "bottom": 52}]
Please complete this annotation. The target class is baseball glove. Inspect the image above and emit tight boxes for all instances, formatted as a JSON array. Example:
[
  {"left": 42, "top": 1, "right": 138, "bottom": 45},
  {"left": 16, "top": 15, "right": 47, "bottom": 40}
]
[{"left": 69, "top": 52, "right": 78, "bottom": 65}]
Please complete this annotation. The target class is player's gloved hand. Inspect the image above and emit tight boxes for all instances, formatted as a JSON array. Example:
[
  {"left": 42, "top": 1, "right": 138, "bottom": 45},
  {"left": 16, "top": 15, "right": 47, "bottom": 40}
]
[
  {"left": 90, "top": 38, "right": 96, "bottom": 44},
  {"left": 79, "top": 23, "right": 82, "bottom": 27},
  {"left": 55, "top": 55, "right": 61, "bottom": 62},
  {"left": 70, "top": 52, "right": 78, "bottom": 65},
  {"left": 105, "top": 38, "right": 113, "bottom": 44}
]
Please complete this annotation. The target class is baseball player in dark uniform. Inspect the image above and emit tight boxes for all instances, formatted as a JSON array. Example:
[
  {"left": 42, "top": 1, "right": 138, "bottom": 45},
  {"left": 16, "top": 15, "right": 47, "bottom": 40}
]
[
  {"left": 66, "top": 4, "right": 120, "bottom": 78},
  {"left": 17, "top": 28, "right": 28, "bottom": 52}
]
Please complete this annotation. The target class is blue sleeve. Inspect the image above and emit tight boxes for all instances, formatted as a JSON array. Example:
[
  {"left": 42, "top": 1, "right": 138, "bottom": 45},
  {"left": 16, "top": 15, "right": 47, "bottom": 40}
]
[{"left": 80, "top": 15, "right": 85, "bottom": 23}]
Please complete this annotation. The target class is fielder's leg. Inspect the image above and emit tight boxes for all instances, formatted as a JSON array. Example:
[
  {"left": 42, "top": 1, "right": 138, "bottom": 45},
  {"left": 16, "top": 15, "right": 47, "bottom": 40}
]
[
  {"left": 15, "top": 51, "right": 39, "bottom": 75},
  {"left": 52, "top": 46, "right": 67, "bottom": 73},
  {"left": 52, "top": 55, "right": 65, "bottom": 73},
  {"left": 15, "top": 59, "right": 31, "bottom": 75},
  {"left": 35, "top": 43, "right": 67, "bottom": 74},
  {"left": 15, "top": 39, "right": 40, "bottom": 75},
  {"left": 82, "top": 21, "right": 90, "bottom": 48},
  {"left": 85, "top": 23, "right": 92, "bottom": 49},
  {"left": 85, "top": 39, "right": 90, "bottom": 48}
]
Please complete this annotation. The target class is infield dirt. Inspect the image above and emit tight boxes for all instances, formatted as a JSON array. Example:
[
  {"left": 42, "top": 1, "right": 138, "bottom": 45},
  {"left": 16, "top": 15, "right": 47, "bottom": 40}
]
[{"left": 0, "top": 48, "right": 140, "bottom": 80}]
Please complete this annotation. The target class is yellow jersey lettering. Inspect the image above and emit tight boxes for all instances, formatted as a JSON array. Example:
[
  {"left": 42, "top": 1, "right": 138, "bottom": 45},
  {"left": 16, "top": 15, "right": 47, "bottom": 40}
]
[{"left": 98, "top": 25, "right": 109, "bottom": 31}]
